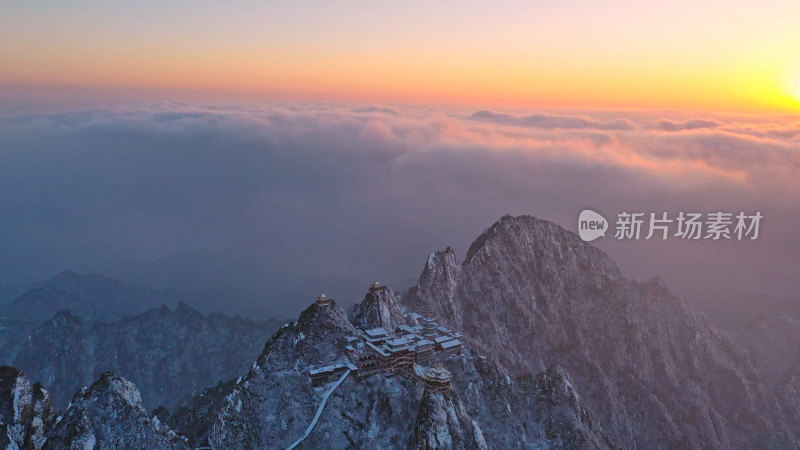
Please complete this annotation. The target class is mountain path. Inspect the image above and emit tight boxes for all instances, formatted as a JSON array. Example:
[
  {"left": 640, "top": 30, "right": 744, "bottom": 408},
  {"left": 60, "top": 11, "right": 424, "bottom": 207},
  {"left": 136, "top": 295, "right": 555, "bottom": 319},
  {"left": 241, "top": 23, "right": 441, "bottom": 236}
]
[{"left": 286, "top": 369, "right": 351, "bottom": 450}]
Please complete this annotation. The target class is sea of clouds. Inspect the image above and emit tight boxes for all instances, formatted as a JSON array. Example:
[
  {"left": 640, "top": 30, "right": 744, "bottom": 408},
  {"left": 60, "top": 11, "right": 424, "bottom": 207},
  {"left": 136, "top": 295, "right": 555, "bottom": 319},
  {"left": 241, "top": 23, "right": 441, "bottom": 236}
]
[{"left": 0, "top": 102, "right": 797, "bottom": 316}]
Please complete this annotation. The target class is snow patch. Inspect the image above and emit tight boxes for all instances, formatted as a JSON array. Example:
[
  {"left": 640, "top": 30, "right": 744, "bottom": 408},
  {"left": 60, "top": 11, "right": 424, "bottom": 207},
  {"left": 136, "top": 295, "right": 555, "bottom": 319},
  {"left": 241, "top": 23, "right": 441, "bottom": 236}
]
[
  {"left": 112, "top": 378, "right": 143, "bottom": 408},
  {"left": 426, "top": 252, "right": 437, "bottom": 269}
]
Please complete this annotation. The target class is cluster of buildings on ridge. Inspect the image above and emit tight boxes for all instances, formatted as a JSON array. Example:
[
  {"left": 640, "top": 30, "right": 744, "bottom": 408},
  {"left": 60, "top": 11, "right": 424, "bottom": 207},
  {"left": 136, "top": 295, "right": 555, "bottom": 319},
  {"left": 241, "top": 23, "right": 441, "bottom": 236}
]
[{"left": 308, "top": 282, "right": 463, "bottom": 392}]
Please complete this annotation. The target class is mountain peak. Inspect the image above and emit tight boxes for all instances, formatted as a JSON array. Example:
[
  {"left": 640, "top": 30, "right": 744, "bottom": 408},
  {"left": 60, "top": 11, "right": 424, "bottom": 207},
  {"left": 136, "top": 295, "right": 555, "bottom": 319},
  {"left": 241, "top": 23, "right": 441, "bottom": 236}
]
[
  {"left": 45, "top": 270, "right": 125, "bottom": 293},
  {"left": 403, "top": 248, "right": 462, "bottom": 328},
  {"left": 463, "top": 214, "right": 622, "bottom": 283},
  {"left": 47, "top": 269, "right": 85, "bottom": 284},
  {"left": 48, "top": 309, "right": 85, "bottom": 327},
  {"left": 404, "top": 214, "right": 798, "bottom": 447},
  {"left": 466, "top": 215, "right": 582, "bottom": 264},
  {"left": 296, "top": 298, "right": 353, "bottom": 332},
  {"left": 254, "top": 298, "right": 356, "bottom": 373},
  {"left": 350, "top": 282, "right": 404, "bottom": 330},
  {"left": 46, "top": 269, "right": 132, "bottom": 294},
  {"left": 2, "top": 269, "right": 206, "bottom": 324},
  {"left": 88, "top": 371, "right": 144, "bottom": 409},
  {"left": 45, "top": 372, "right": 187, "bottom": 449},
  {"left": 0, "top": 286, "right": 87, "bottom": 324}
]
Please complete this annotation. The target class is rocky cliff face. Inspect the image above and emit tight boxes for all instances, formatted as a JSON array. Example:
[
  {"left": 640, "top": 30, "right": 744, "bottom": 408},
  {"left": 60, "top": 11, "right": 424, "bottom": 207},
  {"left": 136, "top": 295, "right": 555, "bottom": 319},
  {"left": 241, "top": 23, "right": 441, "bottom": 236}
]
[
  {"left": 166, "top": 379, "right": 237, "bottom": 448},
  {"left": 530, "top": 365, "right": 615, "bottom": 449},
  {"left": 350, "top": 284, "right": 405, "bottom": 331},
  {"left": 10, "top": 303, "right": 280, "bottom": 411},
  {"left": 405, "top": 247, "right": 462, "bottom": 327},
  {"left": 43, "top": 371, "right": 188, "bottom": 449},
  {"left": 441, "top": 351, "right": 613, "bottom": 449},
  {"left": 0, "top": 366, "right": 56, "bottom": 450},
  {"left": 404, "top": 215, "right": 799, "bottom": 448},
  {"left": 411, "top": 388, "right": 487, "bottom": 450}
]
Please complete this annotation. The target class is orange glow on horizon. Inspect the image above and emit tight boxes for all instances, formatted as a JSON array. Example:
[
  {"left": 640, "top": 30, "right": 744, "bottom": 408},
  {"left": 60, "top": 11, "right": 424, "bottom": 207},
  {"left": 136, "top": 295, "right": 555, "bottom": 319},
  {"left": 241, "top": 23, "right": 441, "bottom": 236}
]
[
  {"left": 4, "top": 47, "right": 799, "bottom": 113},
  {"left": 2, "top": 1, "right": 800, "bottom": 113}
]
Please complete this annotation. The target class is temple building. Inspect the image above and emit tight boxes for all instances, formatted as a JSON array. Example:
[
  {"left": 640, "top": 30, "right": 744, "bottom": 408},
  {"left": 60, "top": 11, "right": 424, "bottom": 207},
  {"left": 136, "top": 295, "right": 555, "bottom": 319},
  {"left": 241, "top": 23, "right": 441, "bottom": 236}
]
[
  {"left": 415, "top": 364, "right": 453, "bottom": 392},
  {"left": 414, "top": 339, "right": 436, "bottom": 365},
  {"left": 439, "top": 339, "right": 463, "bottom": 354},
  {"left": 346, "top": 342, "right": 382, "bottom": 377},
  {"left": 316, "top": 293, "right": 331, "bottom": 306},
  {"left": 369, "top": 281, "right": 387, "bottom": 292},
  {"left": 308, "top": 362, "right": 356, "bottom": 387},
  {"left": 308, "top": 289, "right": 463, "bottom": 391}
]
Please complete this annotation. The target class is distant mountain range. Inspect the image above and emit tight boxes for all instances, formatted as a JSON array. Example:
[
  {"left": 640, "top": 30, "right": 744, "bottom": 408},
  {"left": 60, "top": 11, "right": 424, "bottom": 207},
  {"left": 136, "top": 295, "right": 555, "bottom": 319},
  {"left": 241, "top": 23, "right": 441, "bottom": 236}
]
[
  {"left": 2, "top": 215, "right": 799, "bottom": 448},
  {"left": 0, "top": 271, "right": 285, "bottom": 412},
  {"left": 0, "top": 269, "right": 237, "bottom": 323}
]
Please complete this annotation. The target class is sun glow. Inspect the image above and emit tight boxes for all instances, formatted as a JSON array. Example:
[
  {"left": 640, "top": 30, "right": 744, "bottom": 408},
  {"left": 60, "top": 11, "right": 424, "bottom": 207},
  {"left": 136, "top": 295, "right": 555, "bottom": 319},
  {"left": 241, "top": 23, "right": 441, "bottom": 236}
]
[
  {"left": 2, "top": 1, "right": 800, "bottom": 112},
  {"left": 791, "top": 78, "right": 800, "bottom": 103}
]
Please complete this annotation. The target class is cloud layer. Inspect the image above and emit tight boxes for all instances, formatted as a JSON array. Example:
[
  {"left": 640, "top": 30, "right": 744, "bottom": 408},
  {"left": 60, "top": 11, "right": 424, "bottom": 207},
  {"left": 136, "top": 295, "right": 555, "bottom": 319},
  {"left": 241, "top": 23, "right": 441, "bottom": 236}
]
[{"left": 0, "top": 103, "right": 798, "bottom": 316}]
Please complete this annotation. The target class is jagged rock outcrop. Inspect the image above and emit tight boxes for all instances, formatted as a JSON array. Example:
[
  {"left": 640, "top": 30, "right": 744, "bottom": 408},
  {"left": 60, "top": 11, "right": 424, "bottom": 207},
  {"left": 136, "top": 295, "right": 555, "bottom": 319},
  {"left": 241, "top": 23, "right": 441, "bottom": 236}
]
[
  {"left": 167, "top": 379, "right": 237, "bottom": 447},
  {"left": 0, "top": 366, "right": 56, "bottom": 450},
  {"left": 350, "top": 283, "right": 405, "bottom": 330},
  {"left": 439, "top": 352, "right": 614, "bottom": 449},
  {"left": 404, "top": 248, "right": 462, "bottom": 327},
  {"left": 531, "top": 365, "right": 614, "bottom": 449},
  {"left": 43, "top": 371, "right": 188, "bottom": 449},
  {"left": 412, "top": 387, "right": 487, "bottom": 450},
  {"left": 404, "top": 214, "right": 800, "bottom": 448},
  {"left": 416, "top": 356, "right": 612, "bottom": 449},
  {"left": 10, "top": 303, "right": 281, "bottom": 410},
  {"left": 12, "top": 312, "right": 92, "bottom": 413}
]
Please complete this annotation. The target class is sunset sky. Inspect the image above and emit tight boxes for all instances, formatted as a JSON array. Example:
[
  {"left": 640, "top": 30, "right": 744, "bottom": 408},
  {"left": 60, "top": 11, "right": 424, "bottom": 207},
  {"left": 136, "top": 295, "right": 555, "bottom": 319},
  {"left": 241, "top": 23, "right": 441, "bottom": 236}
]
[
  {"left": 1, "top": 1, "right": 799, "bottom": 316},
  {"left": 2, "top": 0, "right": 800, "bottom": 111}
]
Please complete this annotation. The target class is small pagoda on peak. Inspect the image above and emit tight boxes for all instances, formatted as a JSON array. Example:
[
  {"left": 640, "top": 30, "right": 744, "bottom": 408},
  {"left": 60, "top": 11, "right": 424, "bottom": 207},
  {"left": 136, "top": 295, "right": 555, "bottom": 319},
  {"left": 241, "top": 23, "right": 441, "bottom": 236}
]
[
  {"left": 369, "top": 281, "right": 387, "bottom": 292},
  {"left": 316, "top": 293, "right": 331, "bottom": 306}
]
